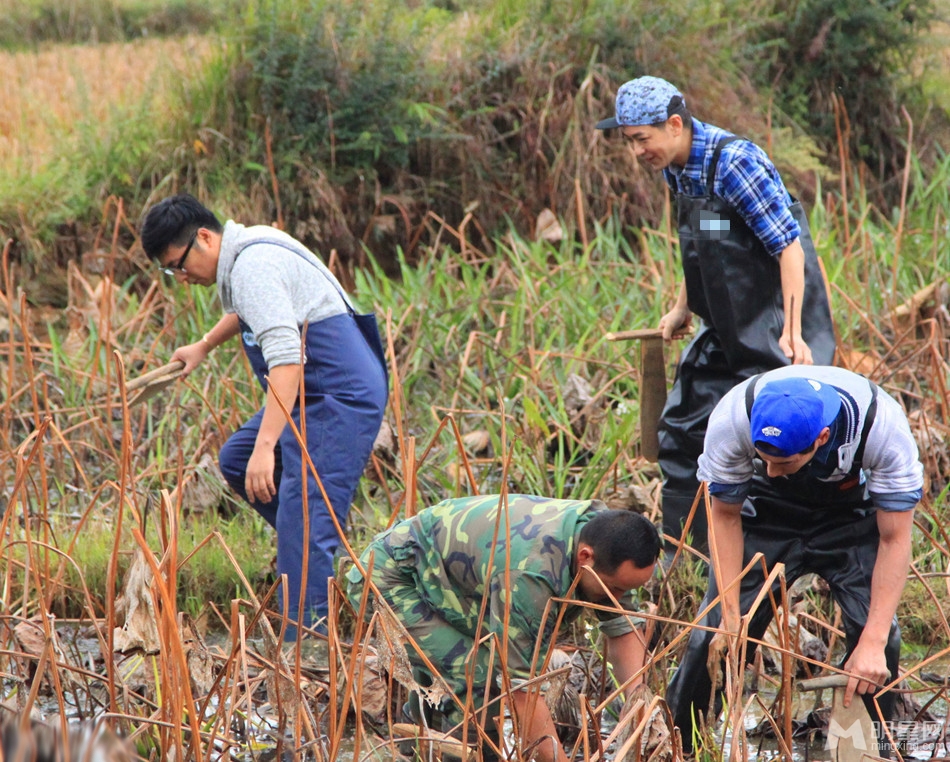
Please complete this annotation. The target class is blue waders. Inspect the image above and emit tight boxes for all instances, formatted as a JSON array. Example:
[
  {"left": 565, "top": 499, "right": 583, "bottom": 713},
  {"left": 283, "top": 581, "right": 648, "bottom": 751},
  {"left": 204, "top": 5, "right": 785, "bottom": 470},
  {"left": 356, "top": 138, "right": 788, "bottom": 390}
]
[{"left": 219, "top": 314, "right": 387, "bottom": 637}]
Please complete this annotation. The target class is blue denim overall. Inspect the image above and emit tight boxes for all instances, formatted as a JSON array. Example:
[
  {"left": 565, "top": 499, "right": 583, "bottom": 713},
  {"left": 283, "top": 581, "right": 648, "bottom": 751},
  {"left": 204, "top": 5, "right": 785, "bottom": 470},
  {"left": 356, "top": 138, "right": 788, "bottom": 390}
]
[{"left": 217, "top": 242, "right": 388, "bottom": 638}]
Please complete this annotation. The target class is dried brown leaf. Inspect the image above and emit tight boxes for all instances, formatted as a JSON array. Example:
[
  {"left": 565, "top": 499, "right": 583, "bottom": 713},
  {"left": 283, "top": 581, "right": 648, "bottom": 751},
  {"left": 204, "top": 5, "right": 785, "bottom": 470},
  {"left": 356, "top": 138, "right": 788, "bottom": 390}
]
[
  {"left": 836, "top": 348, "right": 879, "bottom": 376},
  {"left": 371, "top": 214, "right": 398, "bottom": 237},
  {"left": 562, "top": 373, "right": 593, "bottom": 413},
  {"left": 13, "top": 616, "right": 82, "bottom": 695},
  {"left": 461, "top": 430, "right": 491, "bottom": 455},
  {"left": 602, "top": 483, "right": 661, "bottom": 515},
  {"left": 544, "top": 648, "right": 581, "bottom": 741},
  {"left": 261, "top": 638, "right": 300, "bottom": 713},
  {"left": 536, "top": 208, "right": 563, "bottom": 243},
  {"left": 761, "top": 611, "right": 827, "bottom": 676},
  {"left": 616, "top": 685, "right": 674, "bottom": 762},
  {"left": 373, "top": 598, "right": 453, "bottom": 711},
  {"left": 374, "top": 419, "right": 397, "bottom": 457},
  {"left": 366, "top": 419, "right": 401, "bottom": 483},
  {"left": 13, "top": 620, "right": 46, "bottom": 659},
  {"left": 182, "top": 615, "right": 215, "bottom": 697},
  {"left": 168, "top": 453, "right": 228, "bottom": 515},
  {"left": 113, "top": 545, "right": 161, "bottom": 654},
  {"left": 390, "top": 723, "right": 476, "bottom": 760},
  {"left": 354, "top": 651, "right": 389, "bottom": 725}
]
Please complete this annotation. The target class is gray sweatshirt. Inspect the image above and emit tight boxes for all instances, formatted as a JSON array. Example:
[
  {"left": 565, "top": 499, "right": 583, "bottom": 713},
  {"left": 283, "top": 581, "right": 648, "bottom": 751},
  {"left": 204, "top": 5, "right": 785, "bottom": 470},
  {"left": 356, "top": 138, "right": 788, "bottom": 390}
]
[
  {"left": 698, "top": 365, "right": 923, "bottom": 512},
  {"left": 216, "top": 221, "right": 350, "bottom": 368}
]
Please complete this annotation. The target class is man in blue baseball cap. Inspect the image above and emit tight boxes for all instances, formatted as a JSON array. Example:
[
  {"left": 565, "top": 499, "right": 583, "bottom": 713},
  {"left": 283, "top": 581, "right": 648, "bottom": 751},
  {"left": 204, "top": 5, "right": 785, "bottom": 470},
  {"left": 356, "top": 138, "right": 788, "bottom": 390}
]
[
  {"left": 596, "top": 76, "right": 837, "bottom": 552},
  {"left": 665, "top": 365, "right": 924, "bottom": 756}
]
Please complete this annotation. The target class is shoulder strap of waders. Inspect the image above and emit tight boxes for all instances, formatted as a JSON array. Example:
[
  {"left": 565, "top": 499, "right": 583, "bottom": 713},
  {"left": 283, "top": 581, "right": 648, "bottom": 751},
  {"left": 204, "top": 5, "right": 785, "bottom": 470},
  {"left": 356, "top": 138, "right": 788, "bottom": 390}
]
[
  {"left": 708, "top": 135, "right": 741, "bottom": 199},
  {"left": 235, "top": 236, "right": 355, "bottom": 314},
  {"left": 744, "top": 373, "right": 765, "bottom": 419},
  {"left": 852, "top": 378, "right": 879, "bottom": 469},
  {"left": 235, "top": 236, "right": 390, "bottom": 381}
]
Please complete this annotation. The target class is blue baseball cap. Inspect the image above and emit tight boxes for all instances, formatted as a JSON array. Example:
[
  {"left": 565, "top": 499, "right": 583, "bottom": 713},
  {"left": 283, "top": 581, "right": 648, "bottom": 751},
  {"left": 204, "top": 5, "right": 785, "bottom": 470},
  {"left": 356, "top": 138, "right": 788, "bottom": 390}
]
[
  {"left": 750, "top": 377, "right": 842, "bottom": 456},
  {"left": 596, "top": 76, "right": 685, "bottom": 130}
]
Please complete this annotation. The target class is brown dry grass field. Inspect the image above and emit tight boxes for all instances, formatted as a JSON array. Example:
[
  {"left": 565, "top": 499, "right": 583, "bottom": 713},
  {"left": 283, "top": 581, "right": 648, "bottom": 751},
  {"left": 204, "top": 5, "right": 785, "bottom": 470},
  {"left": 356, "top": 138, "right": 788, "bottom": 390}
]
[
  {"left": 0, "top": 10, "right": 948, "bottom": 760},
  {"left": 0, "top": 34, "right": 212, "bottom": 172}
]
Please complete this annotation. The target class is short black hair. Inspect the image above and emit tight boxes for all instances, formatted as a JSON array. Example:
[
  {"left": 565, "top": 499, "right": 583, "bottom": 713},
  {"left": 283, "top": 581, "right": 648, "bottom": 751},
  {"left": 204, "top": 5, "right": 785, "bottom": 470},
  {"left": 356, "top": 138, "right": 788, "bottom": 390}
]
[
  {"left": 754, "top": 438, "right": 819, "bottom": 458},
  {"left": 140, "top": 193, "right": 223, "bottom": 260},
  {"left": 578, "top": 509, "right": 661, "bottom": 571},
  {"left": 652, "top": 95, "right": 692, "bottom": 127}
]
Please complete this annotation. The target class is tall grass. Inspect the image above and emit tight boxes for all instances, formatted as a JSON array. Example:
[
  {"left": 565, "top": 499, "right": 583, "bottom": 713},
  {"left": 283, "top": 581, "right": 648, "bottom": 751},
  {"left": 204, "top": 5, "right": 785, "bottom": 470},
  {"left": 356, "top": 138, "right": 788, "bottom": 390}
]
[
  {"left": 0, "top": 0, "right": 230, "bottom": 47},
  {"left": 0, "top": 164, "right": 948, "bottom": 756},
  {"left": 7, "top": 0, "right": 946, "bottom": 273},
  {"left": 144, "top": 0, "right": 950, "bottom": 247},
  {"left": 0, "top": 0, "right": 948, "bottom": 758}
]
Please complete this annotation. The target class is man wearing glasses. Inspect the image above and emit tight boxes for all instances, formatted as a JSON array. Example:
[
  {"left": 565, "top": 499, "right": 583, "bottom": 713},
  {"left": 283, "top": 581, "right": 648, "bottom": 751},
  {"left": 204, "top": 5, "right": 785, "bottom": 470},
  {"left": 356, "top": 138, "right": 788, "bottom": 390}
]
[
  {"left": 159, "top": 228, "right": 198, "bottom": 276},
  {"left": 141, "top": 194, "right": 388, "bottom": 638}
]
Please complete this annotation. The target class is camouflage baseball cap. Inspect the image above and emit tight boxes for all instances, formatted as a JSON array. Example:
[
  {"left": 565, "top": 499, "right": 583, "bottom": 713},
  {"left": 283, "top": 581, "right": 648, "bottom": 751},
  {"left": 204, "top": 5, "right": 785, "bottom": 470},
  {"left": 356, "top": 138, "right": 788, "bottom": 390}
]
[{"left": 596, "top": 76, "right": 685, "bottom": 130}]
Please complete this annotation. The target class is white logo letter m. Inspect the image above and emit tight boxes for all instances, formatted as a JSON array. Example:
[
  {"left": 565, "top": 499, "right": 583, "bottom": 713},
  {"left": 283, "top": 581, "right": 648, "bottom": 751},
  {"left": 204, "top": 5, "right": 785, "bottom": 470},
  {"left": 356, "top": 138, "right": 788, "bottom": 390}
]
[{"left": 827, "top": 718, "right": 868, "bottom": 751}]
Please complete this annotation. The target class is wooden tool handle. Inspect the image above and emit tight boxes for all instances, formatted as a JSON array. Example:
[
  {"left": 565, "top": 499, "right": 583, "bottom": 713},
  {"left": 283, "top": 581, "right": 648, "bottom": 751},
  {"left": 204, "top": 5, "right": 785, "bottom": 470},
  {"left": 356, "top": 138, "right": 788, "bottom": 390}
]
[
  {"left": 125, "top": 360, "right": 186, "bottom": 392},
  {"left": 639, "top": 335, "right": 666, "bottom": 462},
  {"left": 799, "top": 674, "right": 850, "bottom": 691},
  {"left": 605, "top": 329, "right": 664, "bottom": 342},
  {"left": 606, "top": 328, "right": 690, "bottom": 342}
]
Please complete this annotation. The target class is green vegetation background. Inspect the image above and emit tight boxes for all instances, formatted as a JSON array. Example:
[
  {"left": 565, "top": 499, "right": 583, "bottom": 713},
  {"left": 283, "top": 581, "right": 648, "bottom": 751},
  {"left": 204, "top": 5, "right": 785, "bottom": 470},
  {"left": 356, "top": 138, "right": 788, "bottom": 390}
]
[
  {"left": 3, "top": 0, "right": 949, "bottom": 261},
  {"left": 1, "top": 0, "right": 949, "bottom": 643}
]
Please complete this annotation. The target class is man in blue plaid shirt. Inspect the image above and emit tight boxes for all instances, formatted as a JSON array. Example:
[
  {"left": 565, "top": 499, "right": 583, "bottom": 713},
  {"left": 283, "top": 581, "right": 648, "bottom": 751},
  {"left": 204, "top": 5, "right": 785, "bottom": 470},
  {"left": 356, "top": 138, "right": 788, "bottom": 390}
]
[{"left": 597, "top": 76, "right": 836, "bottom": 552}]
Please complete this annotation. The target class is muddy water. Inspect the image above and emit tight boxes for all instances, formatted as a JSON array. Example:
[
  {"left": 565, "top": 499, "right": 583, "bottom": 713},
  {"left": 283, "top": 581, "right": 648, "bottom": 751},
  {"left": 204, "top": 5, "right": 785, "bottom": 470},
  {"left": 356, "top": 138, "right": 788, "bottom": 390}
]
[
  {"left": 14, "top": 626, "right": 950, "bottom": 761},
  {"left": 723, "top": 671, "right": 950, "bottom": 762}
]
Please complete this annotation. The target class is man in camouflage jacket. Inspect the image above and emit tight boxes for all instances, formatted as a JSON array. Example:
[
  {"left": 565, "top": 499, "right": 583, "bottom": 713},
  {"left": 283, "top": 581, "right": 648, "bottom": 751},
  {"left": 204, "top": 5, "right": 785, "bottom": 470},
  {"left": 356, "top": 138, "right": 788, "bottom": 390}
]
[{"left": 346, "top": 493, "right": 661, "bottom": 762}]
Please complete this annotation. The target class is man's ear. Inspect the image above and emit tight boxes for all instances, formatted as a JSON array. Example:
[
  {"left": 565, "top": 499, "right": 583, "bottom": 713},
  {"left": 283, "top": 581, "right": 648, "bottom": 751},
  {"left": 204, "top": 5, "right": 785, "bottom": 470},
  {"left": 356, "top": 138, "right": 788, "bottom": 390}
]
[
  {"left": 576, "top": 543, "right": 595, "bottom": 567},
  {"left": 667, "top": 114, "right": 684, "bottom": 135}
]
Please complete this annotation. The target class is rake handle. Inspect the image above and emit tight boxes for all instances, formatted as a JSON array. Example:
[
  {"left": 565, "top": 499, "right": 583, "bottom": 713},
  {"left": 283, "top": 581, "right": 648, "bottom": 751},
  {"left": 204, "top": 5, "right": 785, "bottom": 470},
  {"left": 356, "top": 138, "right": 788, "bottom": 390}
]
[
  {"left": 605, "top": 329, "right": 664, "bottom": 342},
  {"left": 605, "top": 328, "right": 690, "bottom": 342},
  {"left": 124, "top": 360, "right": 186, "bottom": 392},
  {"left": 798, "top": 674, "right": 850, "bottom": 691}
]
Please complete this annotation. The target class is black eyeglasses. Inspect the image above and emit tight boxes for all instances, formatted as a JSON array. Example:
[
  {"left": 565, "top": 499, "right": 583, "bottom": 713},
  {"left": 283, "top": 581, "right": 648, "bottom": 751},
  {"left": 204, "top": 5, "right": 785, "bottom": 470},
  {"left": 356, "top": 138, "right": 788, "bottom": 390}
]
[{"left": 162, "top": 230, "right": 198, "bottom": 276}]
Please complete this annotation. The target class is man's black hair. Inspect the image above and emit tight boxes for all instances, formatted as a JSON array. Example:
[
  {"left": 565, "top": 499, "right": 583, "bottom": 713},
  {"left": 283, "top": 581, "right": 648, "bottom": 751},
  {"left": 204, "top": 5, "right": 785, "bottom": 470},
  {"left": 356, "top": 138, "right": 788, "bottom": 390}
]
[
  {"left": 652, "top": 95, "right": 692, "bottom": 128},
  {"left": 754, "top": 438, "right": 820, "bottom": 458},
  {"left": 140, "top": 193, "right": 223, "bottom": 261},
  {"left": 578, "top": 510, "right": 661, "bottom": 571}
]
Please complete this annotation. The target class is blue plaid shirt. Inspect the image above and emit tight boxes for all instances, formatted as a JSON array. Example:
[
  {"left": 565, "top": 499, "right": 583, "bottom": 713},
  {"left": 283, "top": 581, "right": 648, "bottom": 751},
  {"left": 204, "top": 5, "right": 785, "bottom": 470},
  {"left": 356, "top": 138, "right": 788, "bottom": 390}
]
[{"left": 664, "top": 119, "right": 800, "bottom": 258}]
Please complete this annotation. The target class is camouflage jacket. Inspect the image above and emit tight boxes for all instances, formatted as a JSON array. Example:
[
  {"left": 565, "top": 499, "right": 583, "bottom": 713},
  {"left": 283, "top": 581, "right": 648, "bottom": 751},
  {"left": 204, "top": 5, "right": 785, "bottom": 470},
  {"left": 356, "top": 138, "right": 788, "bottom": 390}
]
[{"left": 353, "top": 494, "right": 643, "bottom": 681}]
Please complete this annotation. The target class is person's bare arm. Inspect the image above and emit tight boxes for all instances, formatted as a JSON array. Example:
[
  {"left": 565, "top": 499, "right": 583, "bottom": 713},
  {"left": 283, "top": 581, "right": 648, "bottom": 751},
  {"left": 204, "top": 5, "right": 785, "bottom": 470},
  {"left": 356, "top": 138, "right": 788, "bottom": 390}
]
[
  {"left": 658, "top": 281, "right": 692, "bottom": 340},
  {"left": 171, "top": 313, "right": 241, "bottom": 375},
  {"left": 709, "top": 496, "right": 745, "bottom": 632},
  {"left": 510, "top": 688, "right": 566, "bottom": 762},
  {"left": 605, "top": 623, "right": 653, "bottom": 700},
  {"left": 706, "top": 495, "right": 745, "bottom": 681},
  {"left": 245, "top": 363, "right": 301, "bottom": 504},
  {"left": 842, "top": 508, "right": 914, "bottom": 706},
  {"left": 777, "top": 239, "right": 812, "bottom": 364}
]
